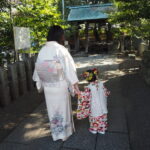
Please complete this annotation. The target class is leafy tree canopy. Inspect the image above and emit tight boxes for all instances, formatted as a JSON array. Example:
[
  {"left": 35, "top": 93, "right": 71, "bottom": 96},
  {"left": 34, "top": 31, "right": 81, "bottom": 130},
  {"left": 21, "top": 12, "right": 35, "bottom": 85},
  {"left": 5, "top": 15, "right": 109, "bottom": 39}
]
[
  {"left": 0, "top": 0, "right": 65, "bottom": 51},
  {"left": 14, "top": 0, "right": 65, "bottom": 47},
  {"left": 110, "top": 0, "right": 150, "bottom": 39}
]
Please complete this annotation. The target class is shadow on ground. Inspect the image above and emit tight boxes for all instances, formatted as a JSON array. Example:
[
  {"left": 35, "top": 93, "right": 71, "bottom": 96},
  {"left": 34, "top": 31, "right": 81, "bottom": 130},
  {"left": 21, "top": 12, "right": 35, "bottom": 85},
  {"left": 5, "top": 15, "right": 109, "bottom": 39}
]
[
  {"left": 106, "top": 71, "right": 150, "bottom": 150},
  {"left": 119, "top": 73, "right": 150, "bottom": 150},
  {"left": 1, "top": 66, "right": 150, "bottom": 150}
]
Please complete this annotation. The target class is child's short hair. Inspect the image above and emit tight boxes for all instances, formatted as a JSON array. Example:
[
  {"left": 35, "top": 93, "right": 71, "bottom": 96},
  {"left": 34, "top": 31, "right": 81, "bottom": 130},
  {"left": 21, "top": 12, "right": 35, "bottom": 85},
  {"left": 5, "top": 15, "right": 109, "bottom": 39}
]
[{"left": 82, "top": 68, "right": 98, "bottom": 82}]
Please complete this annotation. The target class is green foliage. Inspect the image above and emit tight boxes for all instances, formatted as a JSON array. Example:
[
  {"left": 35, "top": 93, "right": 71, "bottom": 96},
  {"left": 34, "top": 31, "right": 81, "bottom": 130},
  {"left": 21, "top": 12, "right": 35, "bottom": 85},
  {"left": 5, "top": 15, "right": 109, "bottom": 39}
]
[
  {"left": 109, "top": 0, "right": 150, "bottom": 40},
  {"left": 0, "top": 0, "right": 14, "bottom": 50},
  {"left": 13, "top": 0, "right": 64, "bottom": 49},
  {"left": 0, "top": 0, "right": 66, "bottom": 52},
  {"left": 0, "top": 0, "right": 114, "bottom": 53},
  {"left": 0, "top": 0, "right": 9, "bottom": 12}
]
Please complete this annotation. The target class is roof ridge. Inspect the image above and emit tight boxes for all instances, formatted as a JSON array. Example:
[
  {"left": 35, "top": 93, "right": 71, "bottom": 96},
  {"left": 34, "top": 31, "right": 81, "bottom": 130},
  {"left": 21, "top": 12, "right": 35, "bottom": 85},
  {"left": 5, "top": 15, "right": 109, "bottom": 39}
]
[{"left": 67, "top": 3, "right": 113, "bottom": 9}]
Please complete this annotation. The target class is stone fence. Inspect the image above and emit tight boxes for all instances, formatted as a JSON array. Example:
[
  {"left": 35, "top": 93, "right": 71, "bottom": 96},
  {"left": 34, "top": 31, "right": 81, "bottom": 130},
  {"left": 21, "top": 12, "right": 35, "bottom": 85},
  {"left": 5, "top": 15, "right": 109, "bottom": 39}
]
[
  {"left": 0, "top": 56, "right": 36, "bottom": 107},
  {"left": 142, "top": 50, "right": 150, "bottom": 86}
]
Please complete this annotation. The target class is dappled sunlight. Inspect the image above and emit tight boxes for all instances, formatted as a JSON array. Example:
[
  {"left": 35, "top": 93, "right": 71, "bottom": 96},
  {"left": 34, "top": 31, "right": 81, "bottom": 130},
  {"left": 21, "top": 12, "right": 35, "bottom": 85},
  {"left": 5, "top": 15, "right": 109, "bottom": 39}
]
[
  {"left": 76, "top": 54, "right": 141, "bottom": 88},
  {"left": 75, "top": 55, "right": 141, "bottom": 86},
  {"left": 78, "top": 80, "right": 89, "bottom": 90},
  {"left": 101, "top": 70, "right": 127, "bottom": 80},
  {"left": 76, "top": 62, "right": 93, "bottom": 68},
  {"left": 23, "top": 124, "right": 50, "bottom": 141},
  {"left": 78, "top": 68, "right": 139, "bottom": 85},
  {"left": 19, "top": 107, "right": 51, "bottom": 142},
  {"left": 78, "top": 70, "right": 127, "bottom": 84},
  {"left": 75, "top": 55, "right": 124, "bottom": 69},
  {"left": 24, "top": 121, "right": 46, "bottom": 129},
  {"left": 29, "top": 112, "right": 43, "bottom": 118},
  {"left": 79, "top": 80, "right": 88, "bottom": 85},
  {"left": 3, "top": 122, "right": 16, "bottom": 129}
]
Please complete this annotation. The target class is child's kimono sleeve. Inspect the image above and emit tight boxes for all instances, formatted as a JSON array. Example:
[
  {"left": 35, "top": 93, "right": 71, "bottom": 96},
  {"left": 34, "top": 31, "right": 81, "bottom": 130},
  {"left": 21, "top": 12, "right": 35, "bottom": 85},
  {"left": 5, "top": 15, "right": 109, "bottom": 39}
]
[{"left": 77, "top": 87, "right": 91, "bottom": 120}]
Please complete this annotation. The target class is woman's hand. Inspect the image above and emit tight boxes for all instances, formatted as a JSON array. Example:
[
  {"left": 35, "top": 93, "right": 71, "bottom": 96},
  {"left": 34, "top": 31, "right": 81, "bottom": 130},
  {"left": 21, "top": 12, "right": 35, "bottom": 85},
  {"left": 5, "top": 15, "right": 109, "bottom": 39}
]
[{"left": 73, "top": 83, "right": 80, "bottom": 95}]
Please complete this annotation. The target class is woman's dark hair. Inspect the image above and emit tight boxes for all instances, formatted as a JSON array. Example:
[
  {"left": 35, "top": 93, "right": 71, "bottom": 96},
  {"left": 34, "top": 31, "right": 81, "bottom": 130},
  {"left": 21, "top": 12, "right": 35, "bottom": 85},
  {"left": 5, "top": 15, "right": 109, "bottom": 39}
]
[{"left": 47, "top": 25, "right": 64, "bottom": 44}]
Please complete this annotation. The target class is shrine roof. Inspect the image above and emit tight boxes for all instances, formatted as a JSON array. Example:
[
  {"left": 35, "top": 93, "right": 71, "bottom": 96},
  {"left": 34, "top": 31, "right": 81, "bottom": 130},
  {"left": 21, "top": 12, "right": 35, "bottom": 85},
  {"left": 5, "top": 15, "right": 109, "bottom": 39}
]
[{"left": 67, "top": 3, "right": 115, "bottom": 22}]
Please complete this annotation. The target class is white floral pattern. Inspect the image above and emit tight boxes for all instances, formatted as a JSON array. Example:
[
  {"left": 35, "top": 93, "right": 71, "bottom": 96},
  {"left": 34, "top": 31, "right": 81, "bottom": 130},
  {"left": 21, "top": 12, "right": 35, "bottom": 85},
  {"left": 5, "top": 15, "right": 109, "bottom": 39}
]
[{"left": 51, "top": 112, "right": 69, "bottom": 136}]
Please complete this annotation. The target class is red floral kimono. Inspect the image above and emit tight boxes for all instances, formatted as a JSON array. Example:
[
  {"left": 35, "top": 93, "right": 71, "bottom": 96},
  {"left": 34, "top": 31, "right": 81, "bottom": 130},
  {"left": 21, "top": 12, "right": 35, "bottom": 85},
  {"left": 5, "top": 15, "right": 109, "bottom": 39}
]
[{"left": 77, "top": 81, "right": 110, "bottom": 134}]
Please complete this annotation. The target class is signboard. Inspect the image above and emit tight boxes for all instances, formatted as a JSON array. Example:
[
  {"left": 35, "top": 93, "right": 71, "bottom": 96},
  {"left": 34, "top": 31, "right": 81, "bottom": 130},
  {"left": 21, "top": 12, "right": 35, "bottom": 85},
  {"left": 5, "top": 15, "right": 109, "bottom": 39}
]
[{"left": 13, "top": 27, "right": 31, "bottom": 50}]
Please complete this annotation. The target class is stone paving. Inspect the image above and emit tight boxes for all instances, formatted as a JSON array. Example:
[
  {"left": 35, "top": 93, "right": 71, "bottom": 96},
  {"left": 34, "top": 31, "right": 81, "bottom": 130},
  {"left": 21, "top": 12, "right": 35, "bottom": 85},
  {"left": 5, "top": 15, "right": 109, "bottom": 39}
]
[
  {"left": 74, "top": 54, "right": 141, "bottom": 74},
  {"left": 0, "top": 76, "right": 130, "bottom": 150},
  {"left": 0, "top": 102, "right": 130, "bottom": 150},
  {"left": 74, "top": 55, "right": 122, "bottom": 75},
  {"left": 0, "top": 90, "right": 44, "bottom": 142},
  {"left": 1, "top": 55, "right": 149, "bottom": 150}
]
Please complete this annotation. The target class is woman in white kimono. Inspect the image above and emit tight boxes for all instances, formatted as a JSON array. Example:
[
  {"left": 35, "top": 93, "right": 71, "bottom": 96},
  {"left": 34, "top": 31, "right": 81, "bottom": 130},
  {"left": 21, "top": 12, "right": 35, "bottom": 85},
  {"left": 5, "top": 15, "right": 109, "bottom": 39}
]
[{"left": 33, "top": 25, "right": 79, "bottom": 141}]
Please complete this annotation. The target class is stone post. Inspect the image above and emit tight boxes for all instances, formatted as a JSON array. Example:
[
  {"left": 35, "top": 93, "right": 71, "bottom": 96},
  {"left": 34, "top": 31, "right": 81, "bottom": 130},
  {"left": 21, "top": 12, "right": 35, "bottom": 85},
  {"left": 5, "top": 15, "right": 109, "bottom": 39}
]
[
  {"left": 24, "top": 58, "right": 34, "bottom": 91},
  {"left": 31, "top": 55, "right": 37, "bottom": 73},
  {"left": 16, "top": 61, "right": 27, "bottom": 95},
  {"left": 120, "top": 35, "right": 125, "bottom": 52},
  {"left": 0, "top": 67, "right": 11, "bottom": 106},
  {"left": 75, "top": 24, "right": 80, "bottom": 52},
  {"left": 8, "top": 63, "right": 19, "bottom": 101},
  {"left": 31, "top": 55, "right": 37, "bottom": 88}
]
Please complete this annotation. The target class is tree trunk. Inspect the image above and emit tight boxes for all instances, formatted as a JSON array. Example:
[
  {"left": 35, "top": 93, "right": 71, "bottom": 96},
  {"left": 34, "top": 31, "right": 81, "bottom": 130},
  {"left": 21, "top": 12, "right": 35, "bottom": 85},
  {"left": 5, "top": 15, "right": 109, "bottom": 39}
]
[
  {"left": 85, "top": 22, "right": 89, "bottom": 53},
  {"left": 120, "top": 35, "right": 125, "bottom": 52},
  {"left": 93, "top": 23, "right": 100, "bottom": 42},
  {"left": 75, "top": 24, "right": 80, "bottom": 51}
]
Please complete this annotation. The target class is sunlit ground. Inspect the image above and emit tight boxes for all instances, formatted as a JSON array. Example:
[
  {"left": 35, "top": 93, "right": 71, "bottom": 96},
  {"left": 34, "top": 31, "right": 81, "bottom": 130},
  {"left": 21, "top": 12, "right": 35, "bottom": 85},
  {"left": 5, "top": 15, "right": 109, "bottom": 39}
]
[
  {"left": 76, "top": 54, "right": 141, "bottom": 91},
  {"left": 74, "top": 54, "right": 124, "bottom": 69},
  {"left": 23, "top": 112, "right": 50, "bottom": 141},
  {"left": 1, "top": 104, "right": 51, "bottom": 142},
  {"left": 75, "top": 54, "right": 141, "bottom": 81}
]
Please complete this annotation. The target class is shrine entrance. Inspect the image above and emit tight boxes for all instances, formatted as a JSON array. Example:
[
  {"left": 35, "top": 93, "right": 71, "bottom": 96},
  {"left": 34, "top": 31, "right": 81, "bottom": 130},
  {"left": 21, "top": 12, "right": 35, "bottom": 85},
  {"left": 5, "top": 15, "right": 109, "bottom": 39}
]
[{"left": 67, "top": 3, "right": 115, "bottom": 54}]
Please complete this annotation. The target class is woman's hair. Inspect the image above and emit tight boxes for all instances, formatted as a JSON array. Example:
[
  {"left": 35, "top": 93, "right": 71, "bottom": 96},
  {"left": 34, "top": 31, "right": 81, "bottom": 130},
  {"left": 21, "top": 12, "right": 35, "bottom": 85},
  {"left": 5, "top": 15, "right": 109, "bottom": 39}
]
[{"left": 47, "top": 25, "right": 64, "bottom": 44}]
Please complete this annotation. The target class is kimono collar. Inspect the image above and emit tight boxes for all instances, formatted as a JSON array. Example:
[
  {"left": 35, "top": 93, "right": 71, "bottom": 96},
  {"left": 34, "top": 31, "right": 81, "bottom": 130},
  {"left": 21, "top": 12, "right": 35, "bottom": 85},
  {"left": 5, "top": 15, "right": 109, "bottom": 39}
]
[{"left": 46, "top": 41, "right": 58, "bottom": 46}]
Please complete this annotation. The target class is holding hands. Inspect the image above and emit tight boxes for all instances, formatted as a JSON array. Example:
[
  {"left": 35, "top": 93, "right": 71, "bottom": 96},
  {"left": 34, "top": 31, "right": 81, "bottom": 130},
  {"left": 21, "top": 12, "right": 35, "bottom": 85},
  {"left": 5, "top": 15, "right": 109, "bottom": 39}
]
[{"left": 73, "top": 83, "right": 81, "bottom": 95}]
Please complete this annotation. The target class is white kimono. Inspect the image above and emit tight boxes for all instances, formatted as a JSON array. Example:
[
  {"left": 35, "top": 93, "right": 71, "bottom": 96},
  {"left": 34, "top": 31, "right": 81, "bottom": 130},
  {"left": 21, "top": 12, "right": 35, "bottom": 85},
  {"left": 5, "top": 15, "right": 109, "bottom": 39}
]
[{"left": 33, "top": 41, "right": 78, "bottom": 141}]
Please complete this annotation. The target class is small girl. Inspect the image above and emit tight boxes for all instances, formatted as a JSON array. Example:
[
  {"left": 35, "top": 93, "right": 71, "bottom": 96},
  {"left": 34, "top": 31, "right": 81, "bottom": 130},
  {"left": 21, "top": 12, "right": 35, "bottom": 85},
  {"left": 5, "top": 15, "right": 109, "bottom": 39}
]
[{"left": 77, "top": 68, "right": 110, "bottom": 134}]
